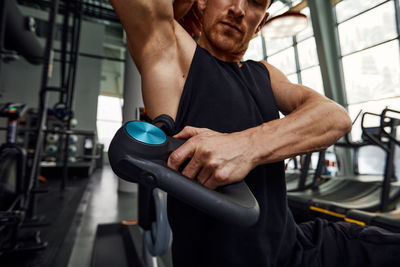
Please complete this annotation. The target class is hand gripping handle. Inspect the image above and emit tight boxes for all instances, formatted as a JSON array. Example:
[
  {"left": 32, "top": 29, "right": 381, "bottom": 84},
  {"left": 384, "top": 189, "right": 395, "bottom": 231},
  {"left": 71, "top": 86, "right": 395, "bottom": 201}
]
[{"left": 108, "top": 121, "right": 260, "bottom": 227}]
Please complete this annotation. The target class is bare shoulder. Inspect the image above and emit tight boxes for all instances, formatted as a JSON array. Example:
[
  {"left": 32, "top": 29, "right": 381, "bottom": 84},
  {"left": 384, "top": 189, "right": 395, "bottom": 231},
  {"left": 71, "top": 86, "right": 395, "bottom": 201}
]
[
  {"left": 259, "top": 60, "right": 324, "bottom": 114},
  {"left": 260, "top": 61, "right": 290, "bottom": 83}
]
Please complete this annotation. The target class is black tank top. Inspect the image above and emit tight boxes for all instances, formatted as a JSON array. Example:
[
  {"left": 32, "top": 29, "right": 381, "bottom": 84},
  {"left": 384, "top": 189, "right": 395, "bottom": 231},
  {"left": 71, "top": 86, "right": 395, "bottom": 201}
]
[{"left": 168, "top": 45, "right": 299, "bottom": 267}]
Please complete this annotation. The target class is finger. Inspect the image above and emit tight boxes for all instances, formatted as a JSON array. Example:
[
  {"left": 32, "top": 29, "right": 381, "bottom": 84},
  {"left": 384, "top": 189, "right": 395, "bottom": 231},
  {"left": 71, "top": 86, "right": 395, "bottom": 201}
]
[
  {"left": 204, "top": 167, "right": 234, "bottom": 190},
  {"left": 173, "top": 126, "right": 203, "bottom": 139},
  {"left": 167, "top": 142, "right": 195, "bottom": 171},
  {"left": 203, "top": 176, "right": 219, "bottom": 190},
  {"left": 181, "top": 153, "right": 203, "bottom": 179},
  {"left": 196, "top": 165, "right": 213, "bottom": 185}
]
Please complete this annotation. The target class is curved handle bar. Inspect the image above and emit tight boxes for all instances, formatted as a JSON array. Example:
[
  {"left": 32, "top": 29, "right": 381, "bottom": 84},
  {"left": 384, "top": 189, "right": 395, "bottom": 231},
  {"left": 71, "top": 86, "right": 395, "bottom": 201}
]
[
  {"left": 335, "top": 109, "right": 369, "bottom": 148},
  {"left": 361, "top": 111, "right": 389, "bottom": 152},
  {"left": 380, "top": 108, "right": 400, "bottom": 146},
  {"left": 108, "top": 122, "right": 260, "bottom": 227}
]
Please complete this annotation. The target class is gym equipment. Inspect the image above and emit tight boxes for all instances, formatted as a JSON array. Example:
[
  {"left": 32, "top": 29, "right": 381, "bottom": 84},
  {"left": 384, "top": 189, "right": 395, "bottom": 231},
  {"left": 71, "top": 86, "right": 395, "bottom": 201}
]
[
  {"left": 0, "top": 103, "right": 47, "bottom": 255},
  {"left": 68, "top": 134, "right": 78, "bottom": 145},
  {"left": 285, "top": 151, "right": 328, "bottom": 192},
  {"left": 45, "top": 144, "right": 58, "bottom": 156},
  {"left": 0, "top": 0, "right": 43, "bottom": 64},
  {"left": 0, "top": 0, "right": 44, "bottom": 64},
  {"left": 345, "top": 209, "right": 400, "bottom": 233},
  {"left": 70, "top": 118, "right": 78, "bottom": 128},
  {"left": 68, "top": 145, "right": 77, "bottom": 156},
  {"left": 108, "top": 119, "right": 260, "bottom": 226},
  {"left": 27, "top": 0, "right": 84, "bottom": 197},
  {"left": 46, "top": 133, "right": 60, "bottom": 144},
  {"left": 288, "top": 108, "right": 400, "bottom": 223},
  {"left": 93, "top": 115, "right": 260, "bottom": 267}
]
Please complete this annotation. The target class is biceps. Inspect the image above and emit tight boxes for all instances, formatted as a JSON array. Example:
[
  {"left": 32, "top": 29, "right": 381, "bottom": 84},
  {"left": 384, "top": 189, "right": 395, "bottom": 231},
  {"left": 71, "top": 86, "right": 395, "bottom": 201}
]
[
  {"left": 273, "top": 82, "right": 313, "bottom": 115},
  {"left": 264, "top": 62, "right": 316, "bottom": 114}
]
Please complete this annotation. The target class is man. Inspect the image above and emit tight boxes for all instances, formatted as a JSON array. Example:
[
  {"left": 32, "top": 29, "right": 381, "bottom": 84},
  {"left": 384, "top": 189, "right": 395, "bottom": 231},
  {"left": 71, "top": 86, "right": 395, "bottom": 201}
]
[{"left": 110, "top": 0, "right": 399, "bottom": 266}]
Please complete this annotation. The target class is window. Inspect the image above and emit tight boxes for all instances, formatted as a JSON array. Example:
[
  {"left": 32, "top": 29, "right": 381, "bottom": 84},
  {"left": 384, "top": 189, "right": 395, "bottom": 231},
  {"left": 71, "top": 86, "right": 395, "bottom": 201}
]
[
  {"left": 300, "top": 66, "right": 324, "bottom": 95},
  {"left": 335, "top": 0, "right": 387, "bottom": 23},
  {"left": 96, "top": 95, "right": 123, "bottom": 151},
  {"left": 338, "top": 2, "right": 397, "bottom": 56},
  {"left": 243, "top": 35, "right": 264, "bottom": 61},
  {"left": 264, "top": 6, "right": 324, "bottom": 95},
  {"left": 335, "top": 0, "right": 400, "bottom": 176},
  {"left": 335, "top": 0, "right": 400, "bottom": 108},
  {"left": 295, "top": 7, "right": 313, "bottom": 42},
  {"left": 267, "top": 47, "right": 297, "bottom": 75},
  {"left": 265, "top": 36, "right": 294, "bottom": 56},
  {"left": 341, "top": 40, "right": 400, "bottom": 104}
]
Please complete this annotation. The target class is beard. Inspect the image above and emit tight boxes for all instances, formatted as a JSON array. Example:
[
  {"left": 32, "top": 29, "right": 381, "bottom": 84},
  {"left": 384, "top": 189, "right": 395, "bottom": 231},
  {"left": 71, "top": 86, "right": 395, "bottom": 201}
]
[{"left": 201, "top": 16, "right": 250, "bottom": 56}]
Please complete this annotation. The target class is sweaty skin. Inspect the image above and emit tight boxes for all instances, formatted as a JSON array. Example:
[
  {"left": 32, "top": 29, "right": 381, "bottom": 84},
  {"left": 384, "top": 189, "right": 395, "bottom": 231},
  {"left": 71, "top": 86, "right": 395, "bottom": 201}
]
[{"left": 110, "top": 0, "right": 352, "bottom": 189}]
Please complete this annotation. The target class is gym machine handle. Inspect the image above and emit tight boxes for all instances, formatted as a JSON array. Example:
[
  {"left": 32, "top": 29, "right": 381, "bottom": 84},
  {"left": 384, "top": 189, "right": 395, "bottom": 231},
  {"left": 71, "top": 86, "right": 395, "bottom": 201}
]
[
  {"left": 380, "top": 108, "right": 400, "bottom": 146},
  {"left": 361, "top": 111, "right": 389, "bottom": 152},
  {"left": 108, "top": 120, "right": 260, "bottom": 227}
]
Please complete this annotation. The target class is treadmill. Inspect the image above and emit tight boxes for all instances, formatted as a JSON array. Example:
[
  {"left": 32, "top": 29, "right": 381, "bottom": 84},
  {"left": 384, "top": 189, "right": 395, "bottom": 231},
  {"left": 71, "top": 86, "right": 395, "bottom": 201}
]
[
  {"left": 346, "top": 207, "right": 400, "bottom": 233},
  {"left": 285, "top": 151, "right": 329, "bottom": 192},
  {"left": 288, "top": 108, "right": 400, "bottom": 222}
]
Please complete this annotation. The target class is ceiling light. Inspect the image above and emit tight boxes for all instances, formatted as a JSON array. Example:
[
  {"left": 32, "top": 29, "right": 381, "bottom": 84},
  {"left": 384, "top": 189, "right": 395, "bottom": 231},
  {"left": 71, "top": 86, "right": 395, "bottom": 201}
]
[{"left": 261, "top": 11, "right": 308, "bottom": 39}]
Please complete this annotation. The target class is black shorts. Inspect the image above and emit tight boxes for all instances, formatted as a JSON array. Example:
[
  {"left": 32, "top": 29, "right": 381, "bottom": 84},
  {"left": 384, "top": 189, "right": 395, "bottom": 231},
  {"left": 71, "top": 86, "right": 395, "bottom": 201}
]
[{"left": 297, "top": 218, "right": 400, "bottom": 267}]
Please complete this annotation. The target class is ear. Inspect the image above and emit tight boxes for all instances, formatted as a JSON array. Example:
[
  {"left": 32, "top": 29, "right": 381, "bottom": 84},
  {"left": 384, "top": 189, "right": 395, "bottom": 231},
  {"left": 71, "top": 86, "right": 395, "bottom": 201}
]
[
  {"left": 256, "top": 12, "right": 270, "bottom": 34},
  {"left": 197, "top": 0, "right": 207, "bottom": 12}
]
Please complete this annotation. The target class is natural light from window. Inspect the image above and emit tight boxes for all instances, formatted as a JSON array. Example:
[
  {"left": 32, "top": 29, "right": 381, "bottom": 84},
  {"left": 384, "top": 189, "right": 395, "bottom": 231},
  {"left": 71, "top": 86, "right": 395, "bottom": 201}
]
[{"left": 96, "top": 95, "right": 123, "bottom": 151}]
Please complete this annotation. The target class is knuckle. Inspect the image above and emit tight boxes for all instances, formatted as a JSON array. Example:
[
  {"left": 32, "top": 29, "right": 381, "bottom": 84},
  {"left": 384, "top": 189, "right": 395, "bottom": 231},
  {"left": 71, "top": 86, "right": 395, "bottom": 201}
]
[
  {"left": 199, "top": 147, "right": 211, "bottom": 158},
  {"left": 214, "top": 170, "right": 228, "bottom": 183},
  {"left": 208, "top": 160, "right": 219, "bottom": 170},
  {"left": 186, "top": 137, "right": 196, "bottom": 146},
  {"left": 192, "top": 155, "right": 202, "bottom": 166},
  {"left": 169, "top": 151, "right": 181, "bottom": 164}
]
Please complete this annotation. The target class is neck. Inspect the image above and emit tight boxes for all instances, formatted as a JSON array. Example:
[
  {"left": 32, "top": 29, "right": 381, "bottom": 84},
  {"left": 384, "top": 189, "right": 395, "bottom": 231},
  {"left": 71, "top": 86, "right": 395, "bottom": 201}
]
[{"left": 197, "top": 36, "right": 246, "bottom": 63}]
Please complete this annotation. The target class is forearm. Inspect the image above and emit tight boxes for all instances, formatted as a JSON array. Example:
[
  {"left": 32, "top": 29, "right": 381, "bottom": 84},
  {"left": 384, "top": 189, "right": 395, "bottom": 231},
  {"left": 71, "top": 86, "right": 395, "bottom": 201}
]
[{"left": 247, "top": 97, "right": 352, "bottom": 166}]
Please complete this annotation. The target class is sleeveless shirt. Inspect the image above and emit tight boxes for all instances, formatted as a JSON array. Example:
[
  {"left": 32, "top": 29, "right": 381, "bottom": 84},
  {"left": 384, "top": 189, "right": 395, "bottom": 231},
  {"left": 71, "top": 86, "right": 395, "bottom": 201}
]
[{"left": 167, "top": 45, "right": 300, "bottom": 267}]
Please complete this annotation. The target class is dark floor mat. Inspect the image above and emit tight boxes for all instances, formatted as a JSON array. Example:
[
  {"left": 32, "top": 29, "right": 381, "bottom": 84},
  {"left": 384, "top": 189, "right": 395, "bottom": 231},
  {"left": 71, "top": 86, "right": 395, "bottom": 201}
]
[{"left": 0, "top": 170, "right": 96, "bottom": 267}]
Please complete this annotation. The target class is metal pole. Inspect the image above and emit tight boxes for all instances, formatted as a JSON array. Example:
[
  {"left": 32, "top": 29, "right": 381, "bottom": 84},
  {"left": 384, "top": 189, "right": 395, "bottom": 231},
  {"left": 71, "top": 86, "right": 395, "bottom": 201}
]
[
  {"left": 27, "top": 0, "right": 60, "bottom": 218},
  {"left": 61, "top": 0, "right": 82, "bottom": 190}
]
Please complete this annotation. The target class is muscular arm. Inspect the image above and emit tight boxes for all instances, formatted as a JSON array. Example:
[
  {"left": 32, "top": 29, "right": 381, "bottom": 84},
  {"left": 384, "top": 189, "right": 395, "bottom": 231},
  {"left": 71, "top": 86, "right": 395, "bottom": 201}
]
[
  {"left": 110, "top": 0, "right": 196, "bottom": 119},
  {"left": 249, "top": 62, "right": 352, "bottom": 164},
  {"left": 168, "top": 62, "right": 352, "bottom": 189},
  {"left": 109, "top": 0, "right": 175, "bottom": 68}
]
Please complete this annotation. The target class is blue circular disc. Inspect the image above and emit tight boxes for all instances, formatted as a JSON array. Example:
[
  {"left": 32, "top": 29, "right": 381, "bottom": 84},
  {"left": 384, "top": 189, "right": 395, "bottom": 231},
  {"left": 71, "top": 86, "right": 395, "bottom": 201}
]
[{"left": 125, "top": 121, "right": 167, "bottom": 145}]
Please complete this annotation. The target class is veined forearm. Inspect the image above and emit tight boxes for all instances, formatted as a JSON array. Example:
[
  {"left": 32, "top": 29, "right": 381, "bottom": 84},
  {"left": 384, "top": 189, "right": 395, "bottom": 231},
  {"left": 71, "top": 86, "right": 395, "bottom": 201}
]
[{"left": 249, "top": 97, "right": 352, "bottom": 165}]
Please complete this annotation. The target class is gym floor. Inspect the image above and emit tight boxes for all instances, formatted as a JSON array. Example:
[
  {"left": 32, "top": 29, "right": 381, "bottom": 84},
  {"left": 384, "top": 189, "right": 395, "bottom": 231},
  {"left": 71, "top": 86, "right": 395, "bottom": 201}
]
[{"left": 67, "top": 166, "right": 138, "bottom": 267}]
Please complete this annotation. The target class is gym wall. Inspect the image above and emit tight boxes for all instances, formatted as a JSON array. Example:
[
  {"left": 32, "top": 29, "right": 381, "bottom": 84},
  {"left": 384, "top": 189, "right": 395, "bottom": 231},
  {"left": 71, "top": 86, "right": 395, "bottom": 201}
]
[{"left": 0, "top": 4, "right": 104, "bottom": 134}]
